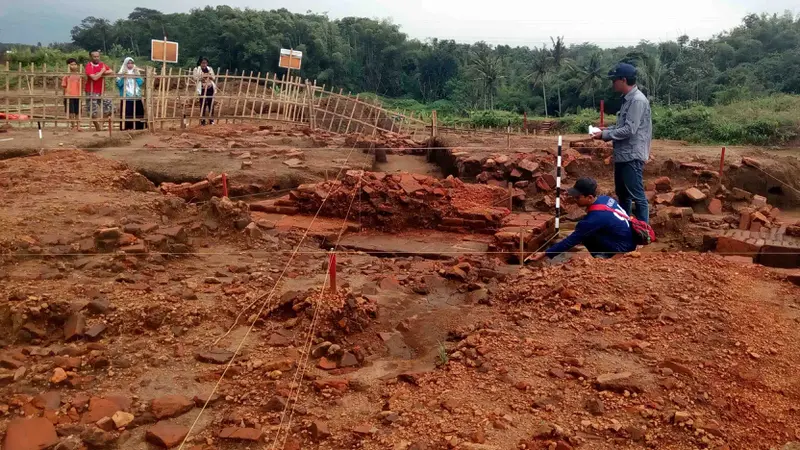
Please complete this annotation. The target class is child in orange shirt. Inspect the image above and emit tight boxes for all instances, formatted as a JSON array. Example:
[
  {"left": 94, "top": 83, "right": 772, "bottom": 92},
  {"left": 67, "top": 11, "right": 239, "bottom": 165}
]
[{"left": 62, "top": 58, "right": 82, "bottom": 131}]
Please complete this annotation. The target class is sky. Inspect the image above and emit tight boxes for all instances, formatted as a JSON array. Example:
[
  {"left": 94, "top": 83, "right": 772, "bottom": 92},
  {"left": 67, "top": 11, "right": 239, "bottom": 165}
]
[{"left": 1, "top": 0, "right": 798, "bottom": 47}]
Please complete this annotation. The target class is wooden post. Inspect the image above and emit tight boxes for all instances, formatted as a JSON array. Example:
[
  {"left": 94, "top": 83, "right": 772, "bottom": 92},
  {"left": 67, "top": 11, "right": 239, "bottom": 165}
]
[
  {"left": 508, "top": 185, "right": 513, "bottom": 210},
  {"left": 431, "top": 110, "right": 438, "bottom": 140},
  {"left": 520, "top": 231, "right": 525, "bottom": 267},
  {"left": 507, "top": 121, "right": 511, "bottom": 149}
]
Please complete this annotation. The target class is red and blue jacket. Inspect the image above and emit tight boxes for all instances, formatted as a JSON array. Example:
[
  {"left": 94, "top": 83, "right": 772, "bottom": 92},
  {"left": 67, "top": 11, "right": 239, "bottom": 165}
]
[{"left": 546, "top": 196, "right": 637, "bottom": 258}]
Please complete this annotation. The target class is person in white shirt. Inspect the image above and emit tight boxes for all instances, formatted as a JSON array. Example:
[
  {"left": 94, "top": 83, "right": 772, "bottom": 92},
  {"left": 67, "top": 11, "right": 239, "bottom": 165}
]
[{"left": 193, "top": 57, "right": 217, "bottom": 125}]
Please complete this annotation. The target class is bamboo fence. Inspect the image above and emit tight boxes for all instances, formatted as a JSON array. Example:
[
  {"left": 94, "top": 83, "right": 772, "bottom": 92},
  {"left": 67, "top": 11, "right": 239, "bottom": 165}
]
[{"left": 0, "top": 62, "right": 432, "bottom": 138}]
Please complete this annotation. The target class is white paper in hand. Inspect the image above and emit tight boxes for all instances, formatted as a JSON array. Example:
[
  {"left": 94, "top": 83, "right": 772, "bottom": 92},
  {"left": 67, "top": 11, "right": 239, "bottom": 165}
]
[{"left": 588, "top": 126, "right": 601, "bottom": 135}]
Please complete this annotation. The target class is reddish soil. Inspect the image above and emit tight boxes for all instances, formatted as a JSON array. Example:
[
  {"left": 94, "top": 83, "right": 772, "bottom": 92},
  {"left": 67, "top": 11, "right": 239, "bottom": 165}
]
[{"left": 1, "top": 125, "right": 799, "bottom": 450}]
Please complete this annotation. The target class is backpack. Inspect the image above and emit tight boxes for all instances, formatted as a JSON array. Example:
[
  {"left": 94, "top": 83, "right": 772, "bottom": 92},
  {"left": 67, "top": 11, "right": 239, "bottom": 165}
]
[{"left": 587, "top": 204, "right": 656, "bottom": 246}]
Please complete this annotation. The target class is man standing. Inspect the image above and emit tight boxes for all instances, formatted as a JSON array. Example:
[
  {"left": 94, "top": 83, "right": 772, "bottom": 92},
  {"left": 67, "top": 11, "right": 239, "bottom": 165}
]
[
  {"left": 85, "top": 50, "right": 114, "bottom": 131},
  {"left": 591, "top": 63, "right": 652, "bottom": 223},
  {"left": 528, "top": 178, "right": 637, "bottom": 262}
]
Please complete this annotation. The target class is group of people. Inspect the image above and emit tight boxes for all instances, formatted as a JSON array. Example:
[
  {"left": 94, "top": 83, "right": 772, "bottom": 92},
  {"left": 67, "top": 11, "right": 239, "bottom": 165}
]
[
  {"left": 532, "top": 62, "right": 653, "bottom": 263},
  {"left": 60, "top": 51, "right": 218, "bottom": 131}
]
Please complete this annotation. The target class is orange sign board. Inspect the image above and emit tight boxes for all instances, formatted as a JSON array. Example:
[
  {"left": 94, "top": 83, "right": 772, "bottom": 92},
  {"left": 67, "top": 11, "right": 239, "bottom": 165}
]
[
  {"left": 279, "top": 49, "right": 303, "bottom": 70},
  {"left": 151, "top": 40, "right": 179, "bottom": 63}
]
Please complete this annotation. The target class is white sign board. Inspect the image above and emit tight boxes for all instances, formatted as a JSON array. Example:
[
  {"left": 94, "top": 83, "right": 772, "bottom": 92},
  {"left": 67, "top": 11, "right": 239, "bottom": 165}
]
[{"left": 279, "top": 49, "right": 303, "bottom": 70}]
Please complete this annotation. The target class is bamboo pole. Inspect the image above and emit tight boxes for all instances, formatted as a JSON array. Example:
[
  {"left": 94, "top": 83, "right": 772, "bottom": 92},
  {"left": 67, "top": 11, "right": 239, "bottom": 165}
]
[
  {"left": 4, "top": 61, "right": 9, "bottom": 126},
  {"left": 306, "top": 80, "right": 317, "bottom": 129},
  {"left": 266, "top": 73, "right": 277, "bottom": 121},
  {"left": 172, "top": 68, "right": 181, "bottom": 122},
  {"left": 288, "top": 75, "right": 297, "bottom": 122},
  {"left": 261, "top": 72, "right": 271, "bottom": 119},
  {"left": 41, "top": 64, "right": 47, "bottom": 127},
  {"left": 162, "top": 67, "right": 172, "bottom": 125},
  {"left": 333, "top": 89, "right": 345, "bottom": 133},
  {"left": 230, "top": 70, "right": 244, "bottom": 125},
  {"left": 17, "top": 63, "right": 23, "bottom": 126},
  {"left": 216, "top": 69, "right": 229, "bottom": 124},
  {"left": 372, "top": 100, "right": 381, "bottom": 136},
  {"left": 251, "top": 72, "right": 263, "bottom": 118},
  {"left": 345, "top": 93, "right": 359, "bottom": 134},
  {"left": 178, "top": 68, "right": 189, "bottom": 126},
  {"left": 318, "top": 84, "right": 329, "bottom": 131},
  {"left": 235, "top": 71, "right": 252, "bottom": 123},
  {"left": 78, "top": 64, "right": 84, "bottom": 131}
]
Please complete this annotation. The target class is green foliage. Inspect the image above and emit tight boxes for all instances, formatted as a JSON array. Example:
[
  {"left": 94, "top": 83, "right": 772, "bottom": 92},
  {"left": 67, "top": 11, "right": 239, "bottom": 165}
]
[
  {"left": 652, "top": 95, "right": 800, "bottom": 145},
  {"left": 436, "top": 341, "right": 449, "bottom": 367},
  {"left": 558, "top": 109, "right": 618, "bottom": 134}
]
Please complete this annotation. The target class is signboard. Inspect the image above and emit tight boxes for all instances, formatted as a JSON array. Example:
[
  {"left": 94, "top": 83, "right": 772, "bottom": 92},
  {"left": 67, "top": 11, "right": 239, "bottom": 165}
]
[
  {"left": 278, "top": 49, "right": 303, "bottom": 70},
  {"left": 151, "top": 40, "right": 179, "bottom": 63}
]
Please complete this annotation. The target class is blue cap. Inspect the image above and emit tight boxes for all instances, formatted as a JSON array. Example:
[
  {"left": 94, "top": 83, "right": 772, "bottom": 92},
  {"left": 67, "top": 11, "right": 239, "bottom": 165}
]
[{"left": 608, "top": 63, "right": 637, "bottom": 79}]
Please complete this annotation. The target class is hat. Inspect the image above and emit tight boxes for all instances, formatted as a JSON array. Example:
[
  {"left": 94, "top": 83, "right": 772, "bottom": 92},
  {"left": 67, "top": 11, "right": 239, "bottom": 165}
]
[
  {"left": 607, "top": 63, "right": 637, "bottom": 79},
  {"left": 567, "top": 178, "right": 597, "bottom": 197}
]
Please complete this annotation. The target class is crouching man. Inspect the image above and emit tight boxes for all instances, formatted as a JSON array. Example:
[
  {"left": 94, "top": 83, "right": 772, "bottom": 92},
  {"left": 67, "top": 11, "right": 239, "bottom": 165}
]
[{"left": 529, "top": 178, "right": 638, "bottom": 262}]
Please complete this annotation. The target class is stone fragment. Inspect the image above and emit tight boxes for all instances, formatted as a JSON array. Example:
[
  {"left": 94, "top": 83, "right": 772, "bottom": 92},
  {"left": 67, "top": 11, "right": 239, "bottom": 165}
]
[
  {"left": 218, "top": 427, "right": 263, "bottom": 441},
  {"left": 195, "top": 349, "right": 234, "bottom": 364},
  {"left": 145, "top": 422, "right": 190, "bottom": 448},
  {"left": 3, "top": 418, "right": 59, "bottom": 450},
  {"left": 150, "top": 395, "right": 194, "bottom": 419}
]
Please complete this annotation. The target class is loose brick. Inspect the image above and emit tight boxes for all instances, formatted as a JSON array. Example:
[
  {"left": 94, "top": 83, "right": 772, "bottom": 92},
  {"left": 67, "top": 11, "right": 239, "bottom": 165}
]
[
  {"left": 716, "top": 236, "right": 761, "bottom": 257},
  {"left": 683, "top": 187, "right": 706, "bottom": 202},
  {"left": 738, "top": 212, "right": 752, "bottom": 230},
  {"left": 708, "top": 199, "right": 723, "bottom": 215},
  {"left": 752, "top": 195, "right": 767, "bottom": 208}
]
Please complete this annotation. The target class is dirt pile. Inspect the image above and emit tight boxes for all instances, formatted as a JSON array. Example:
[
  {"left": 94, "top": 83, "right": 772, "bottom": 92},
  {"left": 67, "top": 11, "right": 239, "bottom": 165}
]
[
  {"left": 368, "top": 253, "right": 800, "bottom": 450},
  {"left": 252, "top": 171, "right": 513, "bottom": 233}
]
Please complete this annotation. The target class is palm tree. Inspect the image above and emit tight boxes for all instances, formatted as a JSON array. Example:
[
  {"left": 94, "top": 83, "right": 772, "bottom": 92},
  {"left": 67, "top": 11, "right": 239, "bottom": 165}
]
[
  {"left": 623, "top": 51, "right": 669, "bottom": 102},
  {"left": 529, "top": 48, "right": 552, "bottom": 117},
  {"left": 470, "top": 44, "right": 504, "bottom": 110},
  {"left": 549, "top": 36, "right": 571, "bottom": 116},
  {"left": 576, "top": 52, "right": 604, "bottom": 107},
  {"left": 637, "top": 55, "right": 668, "bottom": 102}
]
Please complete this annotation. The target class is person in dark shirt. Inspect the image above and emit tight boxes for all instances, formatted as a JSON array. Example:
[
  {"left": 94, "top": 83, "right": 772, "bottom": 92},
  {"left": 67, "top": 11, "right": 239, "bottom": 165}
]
[{"left": 529, "top": 177, "right": 637, "bottom": 262}]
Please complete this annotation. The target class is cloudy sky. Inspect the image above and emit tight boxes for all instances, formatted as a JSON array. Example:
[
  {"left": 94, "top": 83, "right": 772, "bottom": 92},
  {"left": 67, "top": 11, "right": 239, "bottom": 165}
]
[{"left": 1, "top": 0, "right": 798, "bottom": 47}]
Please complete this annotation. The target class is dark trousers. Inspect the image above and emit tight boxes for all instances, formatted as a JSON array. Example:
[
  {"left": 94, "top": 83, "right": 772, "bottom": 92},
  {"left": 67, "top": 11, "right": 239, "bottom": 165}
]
[
  {"left": 200, "top": 86, "right": 215, "bottom": 124},
  {"left": 614, "top": 160, "right": 649, "bottom": 223}
]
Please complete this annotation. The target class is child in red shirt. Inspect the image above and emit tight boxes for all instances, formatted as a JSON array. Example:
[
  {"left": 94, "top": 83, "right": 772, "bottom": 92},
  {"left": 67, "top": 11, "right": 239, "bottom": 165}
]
[{"left": 62, "top": 58, "right": 82, "bottom": 131}]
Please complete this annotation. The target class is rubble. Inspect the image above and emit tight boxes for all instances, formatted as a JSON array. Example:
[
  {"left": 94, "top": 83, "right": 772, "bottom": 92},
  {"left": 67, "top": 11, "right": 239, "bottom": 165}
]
[{"left": 254, "top": 171, "right": 513, "bottom": 232}]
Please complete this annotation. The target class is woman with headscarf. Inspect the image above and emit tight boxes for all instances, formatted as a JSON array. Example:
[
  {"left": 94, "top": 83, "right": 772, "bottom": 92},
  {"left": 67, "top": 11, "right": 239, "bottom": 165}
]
[
  {"left": 193, "top": 57, "right": 217, "bottom": 125},
  {"left": 116, "top": 57, "right": 146, "bottom": 131}
]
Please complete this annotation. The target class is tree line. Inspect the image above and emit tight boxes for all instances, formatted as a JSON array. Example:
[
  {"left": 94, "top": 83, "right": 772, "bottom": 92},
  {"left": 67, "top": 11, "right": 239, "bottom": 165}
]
[{"left": 22, "top": 7, "right": 800, "bottom": 116}]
